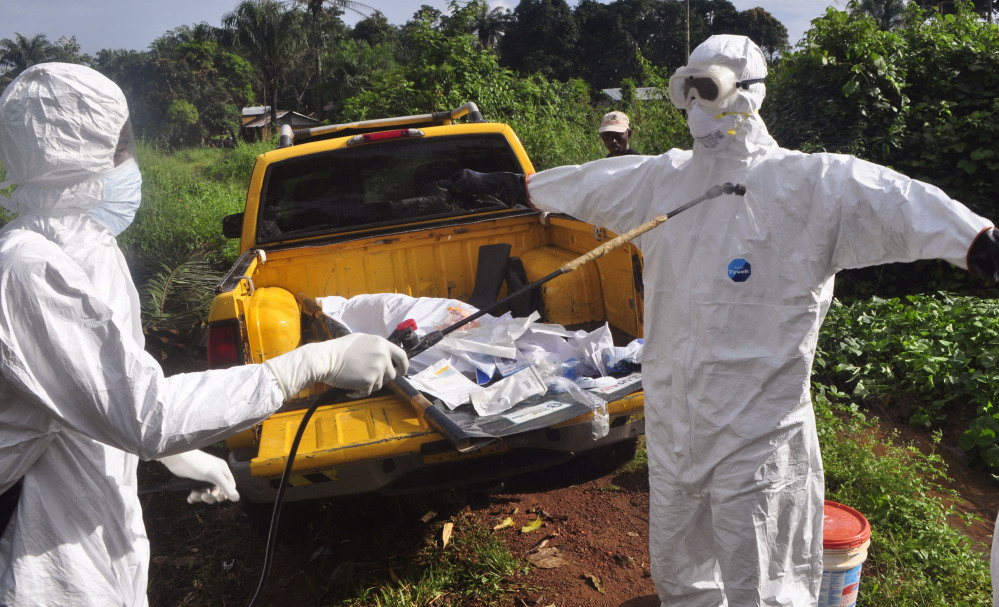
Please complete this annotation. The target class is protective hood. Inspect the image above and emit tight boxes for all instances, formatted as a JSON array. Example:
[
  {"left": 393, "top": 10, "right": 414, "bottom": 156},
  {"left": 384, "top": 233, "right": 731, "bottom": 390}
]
[
  {"left": 0, "top": 63, "right": 130, "bottom": 217},
  {"left": 680, "top": 35, "right": 776, "bottom": 162}
]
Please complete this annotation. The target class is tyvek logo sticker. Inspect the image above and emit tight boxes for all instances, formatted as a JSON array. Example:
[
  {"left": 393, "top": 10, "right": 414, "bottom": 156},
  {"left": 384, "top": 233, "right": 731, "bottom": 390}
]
[{"left": 728, "top": 258, "right": 751, "bottom": 282}]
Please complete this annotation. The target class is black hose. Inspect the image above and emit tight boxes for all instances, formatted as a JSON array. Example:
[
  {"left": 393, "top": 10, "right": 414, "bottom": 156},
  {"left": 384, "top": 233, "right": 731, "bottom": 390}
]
[{"left": 246, "top": 387, "right": 340, "bottom": 607}]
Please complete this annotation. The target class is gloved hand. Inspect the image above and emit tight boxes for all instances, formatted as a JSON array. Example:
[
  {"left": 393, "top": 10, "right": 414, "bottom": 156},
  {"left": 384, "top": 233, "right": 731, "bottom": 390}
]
[
  {"left": 159, "top": 450, "right": 239, "bottom": 504},
  {"left": 264, "top": 333, "right": 408, "bottom": 399},
  {"left": 440, "top": 169, "right": 529, "bottom": 207},
  {"left": 968, "top": 227, "right": 999, "bottom": 282}
]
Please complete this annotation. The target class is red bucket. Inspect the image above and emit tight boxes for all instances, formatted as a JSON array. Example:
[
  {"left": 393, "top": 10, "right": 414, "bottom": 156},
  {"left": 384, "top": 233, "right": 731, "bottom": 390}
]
[{"left": 819, "top": 500, "right": 871, "bottom": 607}]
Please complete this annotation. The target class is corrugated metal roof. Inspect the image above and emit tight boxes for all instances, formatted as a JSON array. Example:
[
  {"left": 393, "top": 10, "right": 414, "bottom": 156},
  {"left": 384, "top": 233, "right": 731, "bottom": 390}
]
[
  {"left": 241, "top": 110, "right": 321, "bottom": 129},
  {"left": 242, "top": 106, "right": 271, "bottom": 116},
  {"left": 600, "top": 87, "right": 665, "bottom": 102}
]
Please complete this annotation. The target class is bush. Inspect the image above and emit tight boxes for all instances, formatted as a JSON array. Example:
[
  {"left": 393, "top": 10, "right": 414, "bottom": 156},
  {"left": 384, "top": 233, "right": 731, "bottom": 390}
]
[
  {"left": 814, "top": 394, "right": 992, "bottom": 605},
  {"left": 765, "top": 8, "right": 909, "bottom": 160},
  {"left": 765, "top": 2, "right": 999, "bottom": 221},
  {"left": 814, "top": 293, "right": 999, "bottom": 471}
]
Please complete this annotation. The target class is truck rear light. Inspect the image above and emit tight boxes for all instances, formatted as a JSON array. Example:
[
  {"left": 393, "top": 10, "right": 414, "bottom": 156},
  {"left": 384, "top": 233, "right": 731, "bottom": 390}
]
[
  {"left": 346, "top": 129, "right": 424, "bottom": 145},
  {"left": 207, "top": 320, "right": 244, "bottom": 369}
]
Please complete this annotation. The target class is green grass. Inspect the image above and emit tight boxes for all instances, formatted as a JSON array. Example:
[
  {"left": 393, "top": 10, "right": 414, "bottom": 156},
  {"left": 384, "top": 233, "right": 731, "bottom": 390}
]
[
  {"left": 342, "top": 519, "right": 527, "bottom": 607},
  {"left": 119, "top": 141, "right": 272, "bottom": 341},
  {"left": 123, "top": 140, "right": 271, "bottom": 271},
  {"left": 815, "top": 394, "right": 992, "bottom": 605}
]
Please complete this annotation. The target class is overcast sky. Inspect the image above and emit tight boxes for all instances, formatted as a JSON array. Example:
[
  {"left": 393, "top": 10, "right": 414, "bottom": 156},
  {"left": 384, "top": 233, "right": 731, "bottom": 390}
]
[{"left": 1, "top": 0, "right": 845, "bottom": 57}]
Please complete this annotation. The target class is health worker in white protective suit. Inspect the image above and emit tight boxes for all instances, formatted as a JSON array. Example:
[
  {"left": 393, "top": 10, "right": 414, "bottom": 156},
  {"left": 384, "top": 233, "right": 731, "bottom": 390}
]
[
  {"left": 0, "top": 63, "right": 408, "bottom": 607},
  {"left": 445, "top": 35, "right": 999, "bottom": 606}
]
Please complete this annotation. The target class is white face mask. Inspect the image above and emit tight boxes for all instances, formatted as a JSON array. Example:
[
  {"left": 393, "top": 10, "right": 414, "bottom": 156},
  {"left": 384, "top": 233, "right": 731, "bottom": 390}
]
[
  {"left": 687, "top": 102, "right": 751, "bottom": 151},
  {"left": 87, "top": 157, "right": 142, "bottom": 235}
]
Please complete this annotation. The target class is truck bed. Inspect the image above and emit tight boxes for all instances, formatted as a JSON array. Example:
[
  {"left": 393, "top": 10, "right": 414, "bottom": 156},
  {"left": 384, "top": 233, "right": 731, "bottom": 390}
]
[{"left": 208, "top": 108, "right": 646, "bottom": 504}]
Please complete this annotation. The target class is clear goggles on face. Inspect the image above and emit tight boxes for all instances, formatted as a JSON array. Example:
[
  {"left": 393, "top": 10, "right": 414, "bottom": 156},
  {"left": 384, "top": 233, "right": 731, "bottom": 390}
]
[{"left": 668, "top": 64, "right": 765, "bottom": 110}]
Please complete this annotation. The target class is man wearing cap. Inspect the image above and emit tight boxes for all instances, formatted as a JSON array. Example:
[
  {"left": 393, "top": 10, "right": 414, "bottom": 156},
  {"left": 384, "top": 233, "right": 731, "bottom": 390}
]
[{"left": 598, "top": 111, "right": 640, "bottom": 157}]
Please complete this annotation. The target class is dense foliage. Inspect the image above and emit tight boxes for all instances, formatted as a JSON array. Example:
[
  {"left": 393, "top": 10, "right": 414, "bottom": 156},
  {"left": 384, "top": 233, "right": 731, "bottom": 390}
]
[
  {"left": 765, "top": 2, "right": 999, "bottom": 219},
  {"left": 816, "top": 294, "right": 999, "bottom": 469},
  {"left": 1, "top": 0, "right": 787, "bottom": 146}
]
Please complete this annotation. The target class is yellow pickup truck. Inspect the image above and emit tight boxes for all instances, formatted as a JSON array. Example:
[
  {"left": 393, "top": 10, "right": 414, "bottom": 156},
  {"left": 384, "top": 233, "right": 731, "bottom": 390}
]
[{"left": 207, "top": 103, "right": 646, "bottom": 506}]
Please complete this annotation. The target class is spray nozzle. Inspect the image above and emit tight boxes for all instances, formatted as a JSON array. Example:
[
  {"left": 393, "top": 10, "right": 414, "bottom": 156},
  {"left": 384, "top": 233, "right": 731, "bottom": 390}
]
[
  {"left": 387, "top": 319, "right": 421, "bottom": 354},
  {"left": 723, "top": 182, "right": 746, "bottom": 196}
]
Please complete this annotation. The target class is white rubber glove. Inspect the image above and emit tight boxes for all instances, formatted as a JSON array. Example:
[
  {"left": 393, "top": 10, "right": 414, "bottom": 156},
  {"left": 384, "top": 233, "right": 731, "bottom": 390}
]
[
  {"left": 264, "top": 333, "right": 408, "bottom": 399},
  {"left": 159, "top": 450, "right": 240, "bottom": 504}
]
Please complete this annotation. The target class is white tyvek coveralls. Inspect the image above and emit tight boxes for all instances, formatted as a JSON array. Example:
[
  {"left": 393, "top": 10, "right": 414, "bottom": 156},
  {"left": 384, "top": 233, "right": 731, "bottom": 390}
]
[
  {"left": 0, "top": 64, "right": 286, "bottom": 606},
  {"left": 527, "top": 35, "right": 994, "bottom": 606}
]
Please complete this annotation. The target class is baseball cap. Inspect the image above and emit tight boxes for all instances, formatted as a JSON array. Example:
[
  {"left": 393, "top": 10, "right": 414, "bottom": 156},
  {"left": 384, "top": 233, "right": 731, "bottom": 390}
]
[{"left": 599, "top": 111, "right": 630, "bottom": 133}]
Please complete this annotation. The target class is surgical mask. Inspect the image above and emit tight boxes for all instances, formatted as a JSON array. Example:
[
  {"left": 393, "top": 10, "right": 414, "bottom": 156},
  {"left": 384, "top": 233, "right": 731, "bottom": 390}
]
[
  {"left": 687, "top": 103, "right": 752, "bottom": 151},
  {"left": 87, "top": 157, "right": 142, "bottom": 235}
]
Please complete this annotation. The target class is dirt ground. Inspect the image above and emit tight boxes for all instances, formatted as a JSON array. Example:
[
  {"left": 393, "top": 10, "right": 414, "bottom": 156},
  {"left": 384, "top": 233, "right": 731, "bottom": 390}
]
[
  {"left": 142, "top": 351, "right": 996, "bottom": 607},
  {"left": 141, "top": 417, "right": 996, "bottom": 607},
  {"left": 141, "top": 445, "right": 659, "bottom": 607},
  {"left": 468, "top": 459, "right": 659, "bottom": 607}
]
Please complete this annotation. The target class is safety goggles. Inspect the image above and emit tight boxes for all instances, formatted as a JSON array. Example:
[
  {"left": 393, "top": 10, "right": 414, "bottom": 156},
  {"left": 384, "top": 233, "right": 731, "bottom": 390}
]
[{"left": 668, "top": 64, "right": 765, "bottom": 110}]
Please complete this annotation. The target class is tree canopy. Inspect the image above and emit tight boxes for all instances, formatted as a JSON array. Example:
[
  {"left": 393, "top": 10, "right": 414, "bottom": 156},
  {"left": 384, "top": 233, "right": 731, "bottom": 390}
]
[
  {"left": 0, "top": 0, "right": 790, "bottom": 142},
  {"left": 765, "top": 2, "right": 999, "bottom": 219},
  {"left": 32, "top": 0, "right": 999, "bottom": 167}
]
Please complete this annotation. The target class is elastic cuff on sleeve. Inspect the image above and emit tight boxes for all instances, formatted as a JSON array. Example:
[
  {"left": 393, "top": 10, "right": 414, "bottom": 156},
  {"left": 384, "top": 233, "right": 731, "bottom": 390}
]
[{"left": 966, "top": 227, "right": 999, "bottom": 282}]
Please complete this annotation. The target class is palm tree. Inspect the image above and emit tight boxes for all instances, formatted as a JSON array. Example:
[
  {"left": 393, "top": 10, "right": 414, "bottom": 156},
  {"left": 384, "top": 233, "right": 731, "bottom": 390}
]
[
  {"left": 222, "top": 0, "right": 305, "bottom": 125},
  {"left": 291, "top": 0, "right": 373, "bottom": 118},
  {"left": 92, "top": 48, "right": 144, "bottom": 80},
  {"left": 850, "top": 0, "right": 908, "bottom": 30},
  {"left": 293, "top": 0, "right": 372, "bottom": 22},
  {"left": 471, "top": 1, "right": 511, "bottom": 49},
  {"left": 0, "top": 33, "right": 54, "bottom": 79}
]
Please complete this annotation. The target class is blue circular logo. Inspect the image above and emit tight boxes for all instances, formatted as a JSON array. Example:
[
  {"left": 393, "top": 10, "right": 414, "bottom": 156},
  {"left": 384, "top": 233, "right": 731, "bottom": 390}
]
[{"left": 727, "top": 258, "right": 751, "bottom": 282}]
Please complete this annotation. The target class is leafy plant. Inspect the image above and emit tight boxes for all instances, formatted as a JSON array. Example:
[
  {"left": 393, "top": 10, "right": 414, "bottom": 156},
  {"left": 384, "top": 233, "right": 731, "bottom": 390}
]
[
  {"left": 765, "top": 2, "right": 999, "bottom": 223},
  {"left": 814, "top": 293, "right": 999, "bottom": 470},
  {"left": 814, "top": 392, "right": 992, "bottom": 605},
  {"left": 138, "top": 253, "right": 221, "bottom": 336},
  {"left": 960, "top": 401, "right": 999, "bottom": 469},
  {"left": 764, "top": 6, "right": 910, "bottom": 160}
]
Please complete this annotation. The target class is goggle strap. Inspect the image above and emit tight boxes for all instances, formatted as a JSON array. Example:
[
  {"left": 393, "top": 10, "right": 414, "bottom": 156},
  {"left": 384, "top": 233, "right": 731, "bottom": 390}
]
[{"left": 736, "top": 78, "right": 766, "bottom": 90}]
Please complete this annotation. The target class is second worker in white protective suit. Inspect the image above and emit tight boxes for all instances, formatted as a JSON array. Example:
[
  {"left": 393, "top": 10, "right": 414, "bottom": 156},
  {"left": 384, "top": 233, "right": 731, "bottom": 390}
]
[
  {"left": 0, "top": 63, "right": 408, "bottom": 606},
  {"left": 445, "top": 35, "right": 999, "bottom": 606}
]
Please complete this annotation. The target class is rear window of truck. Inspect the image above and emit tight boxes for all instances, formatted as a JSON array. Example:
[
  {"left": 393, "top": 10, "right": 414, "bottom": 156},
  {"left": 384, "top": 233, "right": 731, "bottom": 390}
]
[{"left": 256, "top": 133, "right": 524, "bottom": 241}]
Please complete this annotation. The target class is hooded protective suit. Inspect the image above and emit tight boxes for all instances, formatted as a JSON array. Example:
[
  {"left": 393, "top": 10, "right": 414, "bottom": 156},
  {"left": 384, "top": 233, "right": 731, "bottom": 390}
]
[
  {"left": 0, "top": 63, "right": 404, "bottom": 606},
  {"left": 525, "top": 36, "right": 995, "bottom": 605}
]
